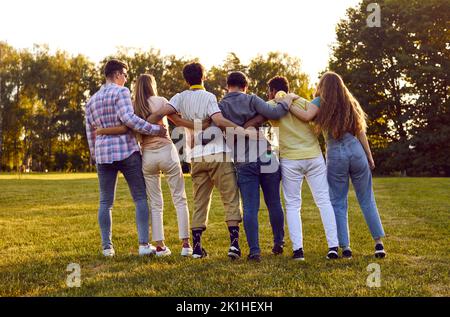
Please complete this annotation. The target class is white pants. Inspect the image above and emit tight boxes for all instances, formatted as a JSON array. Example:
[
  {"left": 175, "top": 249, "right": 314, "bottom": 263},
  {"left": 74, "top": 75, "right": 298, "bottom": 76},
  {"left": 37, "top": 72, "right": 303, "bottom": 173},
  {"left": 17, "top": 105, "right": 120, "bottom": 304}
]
[
  {"left": 142, "top": 143, "right": 190, "bottom": 242},
  {"left": 281, "top": 155, "right": 338, "bottom": 250}
]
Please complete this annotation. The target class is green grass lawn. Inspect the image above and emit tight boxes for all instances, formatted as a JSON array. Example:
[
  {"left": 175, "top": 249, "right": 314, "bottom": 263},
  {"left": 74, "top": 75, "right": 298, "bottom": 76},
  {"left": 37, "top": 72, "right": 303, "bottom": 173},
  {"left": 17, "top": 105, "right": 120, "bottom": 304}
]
[{"left": 0, "top": 173, "right": 449, "bottom": 297}]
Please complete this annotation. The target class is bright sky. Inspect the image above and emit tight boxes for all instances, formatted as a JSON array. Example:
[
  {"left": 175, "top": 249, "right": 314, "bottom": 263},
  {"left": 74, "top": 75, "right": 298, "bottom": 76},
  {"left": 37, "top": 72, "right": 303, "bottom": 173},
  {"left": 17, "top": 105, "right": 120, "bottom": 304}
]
[{"left": 1, "top": 0, "right": 360, "bottom": 83}]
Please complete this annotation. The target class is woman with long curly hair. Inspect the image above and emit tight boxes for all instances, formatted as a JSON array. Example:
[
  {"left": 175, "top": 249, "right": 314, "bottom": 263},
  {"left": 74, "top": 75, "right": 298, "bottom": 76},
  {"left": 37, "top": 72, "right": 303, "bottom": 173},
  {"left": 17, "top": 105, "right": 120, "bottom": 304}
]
[{"left": 289, "top": 71, "right": 386, "bottom": 259}]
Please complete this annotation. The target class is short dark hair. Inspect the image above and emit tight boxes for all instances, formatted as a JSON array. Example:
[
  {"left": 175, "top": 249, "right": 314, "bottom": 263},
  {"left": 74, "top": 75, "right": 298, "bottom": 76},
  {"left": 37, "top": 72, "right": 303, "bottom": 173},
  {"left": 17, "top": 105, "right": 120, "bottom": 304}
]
[
  {"left": 183, "top": 62, "right": 205, "bottom": 86},
  {"left": 227, "top": 71, "right": 248, "bottom": 89},
  {"left": 268, "top": 76, "right": 289, "bottom": 93},
  {"left": 104, "top": 59, "right": 128, "bottom": 78}
]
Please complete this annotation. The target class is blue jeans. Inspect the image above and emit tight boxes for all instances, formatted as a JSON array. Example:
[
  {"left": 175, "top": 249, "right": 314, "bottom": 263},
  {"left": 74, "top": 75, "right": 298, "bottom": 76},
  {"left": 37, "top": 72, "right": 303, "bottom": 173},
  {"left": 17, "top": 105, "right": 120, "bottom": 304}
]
[
  {"left": 96, "top": 151, "right": 149, "bottom": 250},
  {"left": 326, "top": 133, "right": 385, "bottom": 248},
  {"left": 236, "top": 153, "right": 285, "bottom": 255}
]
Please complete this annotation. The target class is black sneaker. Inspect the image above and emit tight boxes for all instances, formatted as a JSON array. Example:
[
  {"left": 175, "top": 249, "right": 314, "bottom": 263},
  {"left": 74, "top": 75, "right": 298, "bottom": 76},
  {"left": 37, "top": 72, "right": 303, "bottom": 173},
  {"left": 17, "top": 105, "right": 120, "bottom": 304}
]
[
  {"left": 247, "top": 254, "right": 261, "bottom": 262},
  {"left": 192, "top": 247, "right": 207, "bottom": 259},
  {"left": 375, "top": 243, "right": 386, "bottom": 258},
  {"left": 272, "top": 244, "right": 284, "bottom": 255},
  {"left": 326, "top": 247, "right": 339, "bottom": 260},
  {"left": 342, "top": 247, "right": 353, "bottom": 259},
  {"left": 228, "top": 246, "right": 241, "bottom": 260},
  {"left": 293, "top": 248, "right": 305, "bottom": 261}
]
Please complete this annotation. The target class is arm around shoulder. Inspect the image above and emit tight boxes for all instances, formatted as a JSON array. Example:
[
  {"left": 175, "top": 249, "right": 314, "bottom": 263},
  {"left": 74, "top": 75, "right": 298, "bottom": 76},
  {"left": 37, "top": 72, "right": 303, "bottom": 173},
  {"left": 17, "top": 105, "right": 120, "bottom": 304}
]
[{"left": 289, "top": 102, "right": 319, "bottom": 122}]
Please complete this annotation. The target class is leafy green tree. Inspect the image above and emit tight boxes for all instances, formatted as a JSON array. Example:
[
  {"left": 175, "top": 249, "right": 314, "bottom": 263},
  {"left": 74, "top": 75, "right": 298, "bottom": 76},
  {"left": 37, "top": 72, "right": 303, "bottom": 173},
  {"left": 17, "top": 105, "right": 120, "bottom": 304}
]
[
  {"left": 99, "top": 47, "right": 165, "bottom": 93},
  {"left": 0, "top": 44, "right": 99, "bottom": 172},
  {"left": 0, "top": 42, "right": 21, "bottom": 171},
  {"left": 248, "top": 51, "right": 313, "bottom": 99},
  {"left": 329, "top": 0, "right": 449, "bottom": 175},
  {"left": 160, "top": 54, "right": 198, "bottom": 99},
  {"left": 205, "top": 52, "right": 247, "bottom": 100}
]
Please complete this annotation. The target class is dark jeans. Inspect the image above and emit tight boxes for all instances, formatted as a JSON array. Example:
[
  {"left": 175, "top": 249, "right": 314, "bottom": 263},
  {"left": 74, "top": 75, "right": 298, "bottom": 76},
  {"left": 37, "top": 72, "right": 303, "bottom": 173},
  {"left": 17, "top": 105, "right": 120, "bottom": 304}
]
[
  {"left": 236, "top": 153, "right": 285, "bottom": 255},
  {"left": 96, "top": 151, "right": 149, "bottom": 250}
]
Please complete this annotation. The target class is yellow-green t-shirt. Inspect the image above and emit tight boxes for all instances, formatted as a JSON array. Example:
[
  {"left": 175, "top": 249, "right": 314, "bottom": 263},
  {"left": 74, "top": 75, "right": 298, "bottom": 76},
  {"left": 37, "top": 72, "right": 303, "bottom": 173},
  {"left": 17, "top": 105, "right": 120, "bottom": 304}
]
[{"left": 268, "top": 92, "right": 322, "bottom": 160}]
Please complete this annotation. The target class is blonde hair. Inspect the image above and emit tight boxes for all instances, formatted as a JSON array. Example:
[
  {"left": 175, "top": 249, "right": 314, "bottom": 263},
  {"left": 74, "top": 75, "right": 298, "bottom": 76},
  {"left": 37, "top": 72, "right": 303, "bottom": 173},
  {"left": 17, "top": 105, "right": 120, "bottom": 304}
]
[
  {"left": 132, "top": 74, "right": 158, "bottom": 142},
  {"left": 133, "top": 74, "right": 158, "bottom": 119},
  {"left": 314, "top": 71, "right": 367, "bottom": 139}
]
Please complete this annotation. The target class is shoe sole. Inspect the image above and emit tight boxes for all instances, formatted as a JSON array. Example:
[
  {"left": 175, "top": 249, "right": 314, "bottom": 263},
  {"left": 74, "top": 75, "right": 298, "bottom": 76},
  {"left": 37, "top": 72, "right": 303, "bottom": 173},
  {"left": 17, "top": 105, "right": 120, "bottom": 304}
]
[
  {"left": 228, "top": 252, "right": 241, "bottom": 260},
  {"left": 327, "top": 249, "right": 339, "bottom": 259},
  {"left": 138, "top": 247, "right": 156, "bottom": 256},
  {"left": 375, "top": 251, "right": 386, "bottom": 258},
  {"left": 156, "top": 252, "right": 172, "bottom": 257},
  {"left": 192, "top": 249, "right": 207, "bottom": 259},
  {"left": 293, "top": 258, "right": 305, "bottom": 261},
  {"left": 102, "top": 248, "right": 115, "bottom": 257},
  {"left": 181, "top": 247, "right": 193, "bottom": 256}
]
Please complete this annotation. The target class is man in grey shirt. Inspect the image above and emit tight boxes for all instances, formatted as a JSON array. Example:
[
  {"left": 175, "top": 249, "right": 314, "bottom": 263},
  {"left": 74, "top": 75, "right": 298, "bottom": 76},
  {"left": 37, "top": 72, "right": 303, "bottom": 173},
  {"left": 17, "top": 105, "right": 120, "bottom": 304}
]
[{"left": 218, "top": 71, "right": 297, "bottom": 261}]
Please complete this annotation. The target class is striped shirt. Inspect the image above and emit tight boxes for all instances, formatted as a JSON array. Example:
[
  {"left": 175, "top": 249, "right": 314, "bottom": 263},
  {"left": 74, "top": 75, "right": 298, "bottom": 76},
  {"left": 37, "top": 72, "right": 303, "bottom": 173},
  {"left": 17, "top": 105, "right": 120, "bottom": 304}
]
[
  {"left": 85, "top": 83, "right": 161, "bottom": 164},
  {"left": 169, "top": 89, "right": 230, "bottom": 159}
]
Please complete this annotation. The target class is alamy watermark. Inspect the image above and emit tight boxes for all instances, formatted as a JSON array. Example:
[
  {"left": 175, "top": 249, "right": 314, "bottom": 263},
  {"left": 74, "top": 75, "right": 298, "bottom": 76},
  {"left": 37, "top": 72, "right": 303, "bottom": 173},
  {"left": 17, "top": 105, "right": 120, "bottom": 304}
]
[
  {"left": 366, "top": 263, "right": 381, "bottom": 288},
  {"left": 66, "top": 263, "right": 81, "bottom": 288},
  {"left": 168, "top": 122, "right": 280, "bottom": 174},
  {"left": 367, "top": 3, "right": 381, "bottom": 27}
]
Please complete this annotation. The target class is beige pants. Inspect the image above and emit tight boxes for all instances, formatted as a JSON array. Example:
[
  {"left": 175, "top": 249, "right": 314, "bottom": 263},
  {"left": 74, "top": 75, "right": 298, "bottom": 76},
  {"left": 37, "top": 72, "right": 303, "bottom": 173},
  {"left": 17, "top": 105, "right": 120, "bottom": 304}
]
[
  {"left": 142, "top": 143, "right": 190, "bottom": 241},
  {"left": 191, "top": 153, "right": 242, "bottom": 230}
]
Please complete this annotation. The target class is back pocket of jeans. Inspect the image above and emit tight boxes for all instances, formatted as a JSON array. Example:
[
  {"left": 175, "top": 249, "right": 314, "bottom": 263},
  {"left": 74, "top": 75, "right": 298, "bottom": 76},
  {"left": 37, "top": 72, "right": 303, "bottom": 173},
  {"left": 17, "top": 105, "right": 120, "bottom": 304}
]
[{"left": 350, "top": 140, "right": 365, "bottom": 159}]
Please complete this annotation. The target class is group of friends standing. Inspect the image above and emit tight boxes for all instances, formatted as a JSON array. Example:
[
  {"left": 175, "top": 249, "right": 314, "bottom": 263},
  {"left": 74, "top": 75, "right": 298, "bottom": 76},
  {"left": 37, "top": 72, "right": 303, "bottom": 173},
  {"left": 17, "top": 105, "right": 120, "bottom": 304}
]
[{"left": 85, "top": 59, "right": 386, "bottom": 262}]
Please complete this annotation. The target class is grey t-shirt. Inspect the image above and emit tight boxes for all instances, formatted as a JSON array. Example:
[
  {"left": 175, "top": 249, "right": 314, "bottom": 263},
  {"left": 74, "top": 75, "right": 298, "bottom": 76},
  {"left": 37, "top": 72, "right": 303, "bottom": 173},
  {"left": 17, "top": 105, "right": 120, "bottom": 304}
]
[{"left": 218, "top": 91, "right": 289, "bottom": 164}]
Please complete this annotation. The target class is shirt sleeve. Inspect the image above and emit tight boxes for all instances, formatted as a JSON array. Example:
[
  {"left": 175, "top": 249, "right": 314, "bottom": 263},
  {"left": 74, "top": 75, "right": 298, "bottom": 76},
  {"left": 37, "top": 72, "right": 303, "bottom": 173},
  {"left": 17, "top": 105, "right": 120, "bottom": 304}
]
[
  {"left": 311, "top": 97, "right": 321, "bottom": 108},
  {"left": 207, "top": 94, "right": 222, "bottom": 117},
  {"left": 168, "top": 93, "right": 181, "bottom": 112},
  {"left": 85, "top": 102, "right": 96, "bottom": 162},
  {"left": 116, "top": 87, "right": 161, "bottom": 136},
  {"left": 160, "top": 96, "right": 169, "bottom": 104},
  {"left": 252, "top": 95, "right": 289, "bottom": 120}
]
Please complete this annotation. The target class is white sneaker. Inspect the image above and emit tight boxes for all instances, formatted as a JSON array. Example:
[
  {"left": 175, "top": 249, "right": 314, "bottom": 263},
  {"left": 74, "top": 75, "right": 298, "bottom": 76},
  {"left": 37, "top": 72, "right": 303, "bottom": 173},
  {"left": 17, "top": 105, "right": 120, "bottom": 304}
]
[
  {"left": 181, "top": 246, "right": 193, "bottom": 257},
  {"left": 139, "top": 244, "right": 156, "bottom": 256},
  {"left": 156, "top": 246, "right": 172, "bottom": 257},
  {"left": 103, "top": 248, "right": 115, "bottom": 257}
]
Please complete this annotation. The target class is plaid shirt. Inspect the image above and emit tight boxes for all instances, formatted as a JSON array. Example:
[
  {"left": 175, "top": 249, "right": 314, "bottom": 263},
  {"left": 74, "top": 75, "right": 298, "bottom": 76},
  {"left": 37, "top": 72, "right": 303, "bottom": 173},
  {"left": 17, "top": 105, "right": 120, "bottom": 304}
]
[{"left": 85, "top": 83, "right": 161, "bottom": 164}]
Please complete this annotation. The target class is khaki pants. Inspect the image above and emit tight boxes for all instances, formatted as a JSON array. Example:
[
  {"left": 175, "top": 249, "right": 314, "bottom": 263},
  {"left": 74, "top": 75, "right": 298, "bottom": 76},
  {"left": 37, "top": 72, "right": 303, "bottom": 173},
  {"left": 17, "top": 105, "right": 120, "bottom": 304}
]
[
  {"left": 142, "top": 143, "right": 190, "bottom": 241},
  {"left": 191, "top": 153, "right": 242, "bottom": 230}
]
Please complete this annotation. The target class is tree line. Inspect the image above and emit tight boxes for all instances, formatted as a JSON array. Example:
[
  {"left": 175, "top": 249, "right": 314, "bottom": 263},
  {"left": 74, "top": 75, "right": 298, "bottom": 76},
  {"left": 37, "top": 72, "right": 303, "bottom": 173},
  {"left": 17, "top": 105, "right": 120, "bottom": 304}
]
[
  {"left": 0, "top": 46, "right": 312, "bottom": 173},
  {"left": 0, "top": 0, "right": 448, "bottom": 176}
]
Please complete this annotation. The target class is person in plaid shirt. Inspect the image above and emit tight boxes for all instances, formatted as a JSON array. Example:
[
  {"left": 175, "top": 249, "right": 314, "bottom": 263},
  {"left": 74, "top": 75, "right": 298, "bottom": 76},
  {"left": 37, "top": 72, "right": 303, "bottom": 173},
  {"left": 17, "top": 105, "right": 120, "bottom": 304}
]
[{"left": 85, "top": 59, "right": 167, "bottom": 257}]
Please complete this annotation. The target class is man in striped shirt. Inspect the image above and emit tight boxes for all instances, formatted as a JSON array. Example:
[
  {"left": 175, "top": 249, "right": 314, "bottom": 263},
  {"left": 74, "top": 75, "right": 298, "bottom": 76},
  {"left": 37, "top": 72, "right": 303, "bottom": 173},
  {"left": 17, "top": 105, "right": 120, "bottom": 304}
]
[
  {"left": 85, "top": 59, "right": 167, "bottom": 257},
  {"left": 148, "top": 62, "right": 259, "bottom": 260}
]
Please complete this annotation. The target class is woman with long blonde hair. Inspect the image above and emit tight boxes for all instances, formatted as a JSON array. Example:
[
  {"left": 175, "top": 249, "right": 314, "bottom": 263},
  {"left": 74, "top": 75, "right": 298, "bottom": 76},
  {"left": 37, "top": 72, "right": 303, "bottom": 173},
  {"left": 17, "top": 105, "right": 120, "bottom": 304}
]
[
  {"left": 96, "top": 74, "right": 193, "bottom": 257},
  {"left": 289, "top": 71, "right": 386, "bottom": 259}
]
